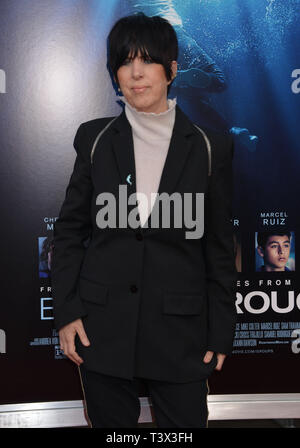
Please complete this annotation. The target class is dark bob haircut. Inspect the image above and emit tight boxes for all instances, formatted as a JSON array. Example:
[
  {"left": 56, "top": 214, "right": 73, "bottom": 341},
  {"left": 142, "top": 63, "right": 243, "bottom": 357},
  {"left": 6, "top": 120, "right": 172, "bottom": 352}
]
[
  {"left": 257, "top": 231, "right": 291, "bottom": 249},
  {"left": 107, "top": 13, "right": 178, "bottom": 93}
]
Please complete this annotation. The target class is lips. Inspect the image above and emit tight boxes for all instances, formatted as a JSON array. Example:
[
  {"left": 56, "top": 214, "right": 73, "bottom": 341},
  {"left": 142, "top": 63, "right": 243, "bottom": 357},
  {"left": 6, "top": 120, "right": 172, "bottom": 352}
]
[{"left": 132, "top": 86, "right": 148, "bottom": 93}]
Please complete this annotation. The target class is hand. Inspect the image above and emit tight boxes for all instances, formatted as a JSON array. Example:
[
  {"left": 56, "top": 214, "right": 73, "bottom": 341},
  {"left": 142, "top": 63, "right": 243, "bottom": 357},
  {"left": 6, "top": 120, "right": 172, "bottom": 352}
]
[
  {"left": 203, "top": 350, "right": 226, "bottom": 371},
  {"left": 59, "top": 318, "right": 90, "bottom": 366}
]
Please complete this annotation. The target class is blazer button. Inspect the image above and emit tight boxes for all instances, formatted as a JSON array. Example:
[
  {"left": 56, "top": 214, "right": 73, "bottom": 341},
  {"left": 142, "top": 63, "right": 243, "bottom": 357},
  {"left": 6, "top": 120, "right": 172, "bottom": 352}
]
[
  {"left": 130, "top": 284, "right": 138, "bottom": 293},
  {"left": 136, "top": 232, "right": 143, "bottom": 241}
]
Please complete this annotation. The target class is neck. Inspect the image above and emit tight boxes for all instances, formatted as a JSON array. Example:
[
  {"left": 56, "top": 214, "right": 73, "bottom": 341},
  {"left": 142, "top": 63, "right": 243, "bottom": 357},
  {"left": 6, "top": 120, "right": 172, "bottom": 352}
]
[
  {"left": 120, "top": 95, "right": 177, "bottom": 142},
  {"left": 139, "top": 99, "right": 169, "bottom": 114}
]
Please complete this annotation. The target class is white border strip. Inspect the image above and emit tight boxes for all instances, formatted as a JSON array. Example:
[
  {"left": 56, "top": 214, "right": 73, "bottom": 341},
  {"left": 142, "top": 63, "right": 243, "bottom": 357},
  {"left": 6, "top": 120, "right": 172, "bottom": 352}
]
[
  {"left": 208, "top": 393, "right": 300, "bottom": 421},
  {"left": 0, "top": 394, "right": 299, "bottom": 428}
]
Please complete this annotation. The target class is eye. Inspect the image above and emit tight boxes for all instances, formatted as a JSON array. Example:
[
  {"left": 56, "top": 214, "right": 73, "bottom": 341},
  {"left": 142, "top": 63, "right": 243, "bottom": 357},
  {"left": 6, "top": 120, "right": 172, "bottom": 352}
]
[
  {"left": 143, "top": 58, "right": 153, "bottom": 64},
  {"left": 122, "top": 58, "right": 132, "bottom": 66}
]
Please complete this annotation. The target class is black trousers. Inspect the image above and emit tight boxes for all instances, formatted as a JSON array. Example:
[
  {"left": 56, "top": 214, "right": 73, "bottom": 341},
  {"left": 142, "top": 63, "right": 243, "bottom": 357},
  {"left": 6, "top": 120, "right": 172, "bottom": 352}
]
[{"left": 79, "top": 365, "right": 209, "bottom": 428}]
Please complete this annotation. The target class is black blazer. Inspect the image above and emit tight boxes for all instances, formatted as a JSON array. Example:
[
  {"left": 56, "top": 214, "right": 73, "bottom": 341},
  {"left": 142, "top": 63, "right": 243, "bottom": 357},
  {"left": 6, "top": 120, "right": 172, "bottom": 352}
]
[{"left": 52, "top": 104, "right": 237, "bottom": 382}]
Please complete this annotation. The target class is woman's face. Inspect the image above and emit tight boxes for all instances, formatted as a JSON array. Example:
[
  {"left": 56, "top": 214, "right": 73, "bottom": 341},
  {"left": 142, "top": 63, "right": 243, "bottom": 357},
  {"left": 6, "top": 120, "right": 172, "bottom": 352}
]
[{"left": 116, "top": 50, "right": 177, "bottom": 114}]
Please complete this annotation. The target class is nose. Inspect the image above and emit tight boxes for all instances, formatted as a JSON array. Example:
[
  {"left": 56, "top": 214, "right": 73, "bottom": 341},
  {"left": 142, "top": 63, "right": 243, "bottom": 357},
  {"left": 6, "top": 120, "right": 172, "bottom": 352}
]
[{"left": 131, "top": 58, "right": 144, "bottom": 79}]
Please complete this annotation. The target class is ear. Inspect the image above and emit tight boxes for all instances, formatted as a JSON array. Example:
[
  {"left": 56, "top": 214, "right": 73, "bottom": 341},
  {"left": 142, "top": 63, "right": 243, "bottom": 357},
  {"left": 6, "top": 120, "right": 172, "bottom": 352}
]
[
  {"left": 168, "top": 60, "right": 177, "bottom": 84},
  {"left": 113, "top": 75, "right": 119, "bottom": 87},
  {"left": 257, "top": 245, "right": 264, "bottom": 258}
]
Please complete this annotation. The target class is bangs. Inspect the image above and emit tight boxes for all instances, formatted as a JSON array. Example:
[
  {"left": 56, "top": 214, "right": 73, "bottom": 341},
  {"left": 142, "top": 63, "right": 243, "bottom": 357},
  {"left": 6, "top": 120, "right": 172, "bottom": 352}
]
[{"left": 115, "top": 28, "right": 164, "bottom": 69}]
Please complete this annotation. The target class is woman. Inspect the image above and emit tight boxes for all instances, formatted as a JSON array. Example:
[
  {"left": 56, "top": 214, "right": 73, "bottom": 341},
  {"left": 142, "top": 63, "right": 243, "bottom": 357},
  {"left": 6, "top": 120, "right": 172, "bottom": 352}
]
[{"left": 52, "top": 13, "right": 237, "bottom": 428}]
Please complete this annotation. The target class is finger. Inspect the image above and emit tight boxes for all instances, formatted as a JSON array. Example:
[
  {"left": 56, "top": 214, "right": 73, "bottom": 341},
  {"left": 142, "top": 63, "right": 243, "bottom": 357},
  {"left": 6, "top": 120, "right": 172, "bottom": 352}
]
[
  {"left": 215, "top": 354, "right": 226, "bottom": 371},
  {"left": 59, "top": 331, "right": 69, "bottom": 354},
  {"left": 64, "top": 337, "right": 84, "bottom": 366},
  {"left": 59, "top": 337, "right": 66, "bottom": 354},
  {"left": 65, "top": 344, "right": 84, "bottom": 366},
  {"left": 203, "top": 350, "right": 214, "bottom": 363},
  {"left": 68, "top": 352, "right": 84, "bottom": 366},
  {"left": 76, "top": 323, "right": 91, "bottom": 347}
]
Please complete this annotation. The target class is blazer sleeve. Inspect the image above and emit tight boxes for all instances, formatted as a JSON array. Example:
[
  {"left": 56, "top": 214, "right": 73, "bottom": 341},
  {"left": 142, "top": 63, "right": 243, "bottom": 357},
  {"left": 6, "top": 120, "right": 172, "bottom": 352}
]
[
  {"left": 51, "top": 123, "right": 92, "bottom": 331},
  {"left": 202, "top": 133, "right": 238, "bottom": 355}
]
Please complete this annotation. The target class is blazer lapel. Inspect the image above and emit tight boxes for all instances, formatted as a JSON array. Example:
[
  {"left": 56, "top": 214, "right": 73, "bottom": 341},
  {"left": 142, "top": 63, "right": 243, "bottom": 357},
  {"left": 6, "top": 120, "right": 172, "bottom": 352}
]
[
  {"left": 111, "top": 108, "right": 137, "bottom": 194},
  {"left": 110, "top": 104, "right": 198, "bottom": 233}
]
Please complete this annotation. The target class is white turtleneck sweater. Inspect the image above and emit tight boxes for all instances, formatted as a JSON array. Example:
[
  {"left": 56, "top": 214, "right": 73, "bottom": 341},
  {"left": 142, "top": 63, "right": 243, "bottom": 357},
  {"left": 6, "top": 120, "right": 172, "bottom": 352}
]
[{"left": 120, "top": 96, "right": 177, "bottom": 227}]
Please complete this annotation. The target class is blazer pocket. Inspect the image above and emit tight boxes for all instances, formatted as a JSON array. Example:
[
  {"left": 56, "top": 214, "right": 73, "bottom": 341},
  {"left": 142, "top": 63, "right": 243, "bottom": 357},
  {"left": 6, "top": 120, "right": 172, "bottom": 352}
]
[
  {"left": 79, "top": 277, "right": 108, "bottom": 306},
  {"left": 163, "top": 293, "right": 204, "bottom": 315}
]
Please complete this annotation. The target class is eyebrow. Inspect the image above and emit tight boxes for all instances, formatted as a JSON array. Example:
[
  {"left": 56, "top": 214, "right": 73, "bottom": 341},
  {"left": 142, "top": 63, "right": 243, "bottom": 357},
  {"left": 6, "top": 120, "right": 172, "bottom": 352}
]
[{"left": 268, "top": 239, "right": 290, "bottom": 244}]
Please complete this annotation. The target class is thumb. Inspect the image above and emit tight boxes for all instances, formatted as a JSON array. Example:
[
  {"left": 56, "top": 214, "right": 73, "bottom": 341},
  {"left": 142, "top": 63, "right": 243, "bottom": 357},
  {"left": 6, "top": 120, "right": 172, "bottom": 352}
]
[
  {"left": 76, "top": 321, "right": 91, "bottom": 347},
  {"left": 203, "top": 350, "right": 214, "bottom": 363}
]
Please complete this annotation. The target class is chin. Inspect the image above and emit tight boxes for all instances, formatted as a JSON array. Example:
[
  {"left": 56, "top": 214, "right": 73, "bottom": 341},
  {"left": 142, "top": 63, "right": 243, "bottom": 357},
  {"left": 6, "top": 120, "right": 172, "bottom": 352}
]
[{"left": 134, "top": 101, "right": 154, "bottom": 111}]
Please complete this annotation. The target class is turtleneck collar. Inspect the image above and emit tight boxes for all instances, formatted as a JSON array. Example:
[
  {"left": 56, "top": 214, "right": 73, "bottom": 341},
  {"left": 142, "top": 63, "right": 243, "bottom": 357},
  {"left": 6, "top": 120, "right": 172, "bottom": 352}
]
[{"left": 120, "top": 96, "right": 177, "bottom": 142}]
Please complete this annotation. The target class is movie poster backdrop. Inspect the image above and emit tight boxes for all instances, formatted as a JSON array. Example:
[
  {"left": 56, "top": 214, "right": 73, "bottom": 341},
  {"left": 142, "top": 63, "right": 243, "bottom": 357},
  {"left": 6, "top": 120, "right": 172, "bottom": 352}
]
[{"left": 1, "top": 0, "right": 299, "bottom": 411}]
